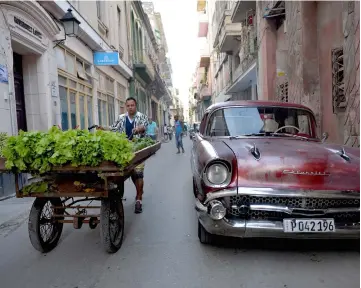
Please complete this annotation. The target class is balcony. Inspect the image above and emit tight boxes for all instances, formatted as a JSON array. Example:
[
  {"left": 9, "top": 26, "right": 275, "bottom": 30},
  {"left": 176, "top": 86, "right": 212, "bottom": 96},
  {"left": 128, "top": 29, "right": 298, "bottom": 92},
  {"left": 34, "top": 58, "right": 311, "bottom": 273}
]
[
  {"left": 199, "top": 46, "right": 210, "bottom": 68},
  {"left": 133, "top": 49, "right": 155, "bottom": 85},
  {"left": 197, "top": 0, "right": 206, "bottom": 12},
  {"left": 198, "top": 12, "right": 208, "bottom": 37},
  {"left": 218, "top": 15, "right": 243, "bottom": 53},
  {"left": 231, "top": 1, "right": 257, "bottom": 23},
  {"left": 199, "top": 84, "right": 212, "bottom": 101},
  {"left": 212, "top": 1, "right": 231, "bottom": 48}
]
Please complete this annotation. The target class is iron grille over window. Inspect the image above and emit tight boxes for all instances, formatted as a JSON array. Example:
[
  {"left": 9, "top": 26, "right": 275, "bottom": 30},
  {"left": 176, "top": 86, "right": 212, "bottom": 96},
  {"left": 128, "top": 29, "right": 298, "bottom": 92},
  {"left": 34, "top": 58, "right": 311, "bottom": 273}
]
[
  {"left": 279, "top": 82, "right": 288, "bottom": 102},
  {"left": 331, "top": 48, "right": 346, "bottom": 113}
]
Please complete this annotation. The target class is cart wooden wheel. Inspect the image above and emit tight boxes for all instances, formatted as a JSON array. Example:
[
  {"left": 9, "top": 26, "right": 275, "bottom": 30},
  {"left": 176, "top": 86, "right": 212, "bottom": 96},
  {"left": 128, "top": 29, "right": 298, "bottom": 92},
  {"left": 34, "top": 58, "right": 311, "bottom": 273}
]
[
  {"left": 28, "top": 197, "right": 64, "bottom": 253},
  {"left": 100, "top": 199, "right": 124, "bottom": 253}
]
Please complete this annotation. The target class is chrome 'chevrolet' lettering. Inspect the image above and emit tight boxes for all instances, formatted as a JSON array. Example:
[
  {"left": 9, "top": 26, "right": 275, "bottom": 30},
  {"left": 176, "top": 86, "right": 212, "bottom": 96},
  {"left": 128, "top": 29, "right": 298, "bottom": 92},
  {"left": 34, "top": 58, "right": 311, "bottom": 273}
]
[{"left": 282, "top": 170, "right": 330, "bottom": 176}]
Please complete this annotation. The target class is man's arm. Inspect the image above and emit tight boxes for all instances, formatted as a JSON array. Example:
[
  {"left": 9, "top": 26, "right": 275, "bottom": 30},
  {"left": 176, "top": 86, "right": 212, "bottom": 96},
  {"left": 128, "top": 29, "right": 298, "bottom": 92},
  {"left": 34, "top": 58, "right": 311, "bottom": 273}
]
[{"left": 133, "top": 113, "right": 149, "bottom": 133}]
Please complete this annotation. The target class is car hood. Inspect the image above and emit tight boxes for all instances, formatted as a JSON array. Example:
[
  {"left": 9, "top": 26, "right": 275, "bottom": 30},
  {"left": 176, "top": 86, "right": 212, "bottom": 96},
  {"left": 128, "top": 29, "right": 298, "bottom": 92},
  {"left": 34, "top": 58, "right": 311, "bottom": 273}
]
[{"left": 221, "top": 138, "right": 360, "bottom": 191}]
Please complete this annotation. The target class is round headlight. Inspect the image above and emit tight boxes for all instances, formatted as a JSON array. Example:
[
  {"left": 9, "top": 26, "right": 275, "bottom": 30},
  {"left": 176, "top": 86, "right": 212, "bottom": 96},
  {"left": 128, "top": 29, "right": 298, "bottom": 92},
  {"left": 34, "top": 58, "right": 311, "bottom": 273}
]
[
  {"left": 209, "top": 200, "right": 226, "bottom": 220},
  {"left": 206, "top": 162, "right": 229, "bottom": 185}
]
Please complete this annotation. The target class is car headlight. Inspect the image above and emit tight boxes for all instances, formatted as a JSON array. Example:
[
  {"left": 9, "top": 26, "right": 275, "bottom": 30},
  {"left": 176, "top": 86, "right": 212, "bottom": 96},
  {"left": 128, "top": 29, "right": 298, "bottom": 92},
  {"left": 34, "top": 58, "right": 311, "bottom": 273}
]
[
  {"left": 206, "top": 162, "right": 229, "bottom": 185},
  {"left": 208, "top": 200, "right": 226, "bottom": 220}
]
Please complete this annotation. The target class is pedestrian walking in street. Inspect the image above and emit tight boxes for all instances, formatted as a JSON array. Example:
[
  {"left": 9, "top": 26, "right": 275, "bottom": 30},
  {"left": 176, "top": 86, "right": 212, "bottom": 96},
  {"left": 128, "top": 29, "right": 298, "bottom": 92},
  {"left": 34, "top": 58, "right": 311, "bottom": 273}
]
[
  {"left": 99, "top": 97, "right": 149, "bottom": 214},
  {"left": 146, "top": 117, "right": 158, "bottom": 141},
  {"left": 167, "top": 124, "right": 173, "bottom": 140},
  {"left": 163, "top": 124, "right": 168, "bottom": 139},
  {"left": 174, "top": 115, "right": 184, "bottom": 154}
]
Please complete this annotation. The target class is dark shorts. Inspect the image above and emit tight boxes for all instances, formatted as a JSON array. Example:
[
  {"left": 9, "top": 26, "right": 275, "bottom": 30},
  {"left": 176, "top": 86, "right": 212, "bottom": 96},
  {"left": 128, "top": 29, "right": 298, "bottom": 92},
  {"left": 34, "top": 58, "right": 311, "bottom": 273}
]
[{"left": 130, "top": 163, "right": 145, "bottom": 183}]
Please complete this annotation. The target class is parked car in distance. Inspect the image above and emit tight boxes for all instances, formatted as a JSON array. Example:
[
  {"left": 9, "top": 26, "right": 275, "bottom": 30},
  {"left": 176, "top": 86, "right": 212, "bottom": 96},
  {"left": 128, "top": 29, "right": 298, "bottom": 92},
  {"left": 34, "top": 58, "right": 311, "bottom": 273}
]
[
  {"left": 190, "top": 122, "right": 200, "bottom": 139},
  {"left": 191, "top": 100, "right": 360, "bottom": 244}
]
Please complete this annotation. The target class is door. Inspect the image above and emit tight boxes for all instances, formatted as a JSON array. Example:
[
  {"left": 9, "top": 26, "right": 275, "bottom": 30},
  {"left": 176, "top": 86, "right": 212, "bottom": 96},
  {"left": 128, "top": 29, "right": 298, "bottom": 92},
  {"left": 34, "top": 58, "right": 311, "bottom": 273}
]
[{"left": 13, "top": 53, "right": 27, "bottom": 132}]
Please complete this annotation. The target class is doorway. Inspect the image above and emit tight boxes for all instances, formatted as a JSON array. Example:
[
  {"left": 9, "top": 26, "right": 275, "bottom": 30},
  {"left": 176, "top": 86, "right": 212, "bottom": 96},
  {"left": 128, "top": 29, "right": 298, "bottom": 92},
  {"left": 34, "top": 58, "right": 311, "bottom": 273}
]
[{"left": 13, "top": 53, "right": 27, "bottom": 132}]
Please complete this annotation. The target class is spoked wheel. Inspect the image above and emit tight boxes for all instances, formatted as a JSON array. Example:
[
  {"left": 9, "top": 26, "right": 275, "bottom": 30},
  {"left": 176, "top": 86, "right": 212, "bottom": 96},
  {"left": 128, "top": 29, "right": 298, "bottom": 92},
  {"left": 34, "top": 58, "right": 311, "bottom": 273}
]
[
  {"left": 28, "top": 197, "right": 64, "bottom": 253},
  {"left": 100, "top": 199, "right": 124, "bottom": 253}
]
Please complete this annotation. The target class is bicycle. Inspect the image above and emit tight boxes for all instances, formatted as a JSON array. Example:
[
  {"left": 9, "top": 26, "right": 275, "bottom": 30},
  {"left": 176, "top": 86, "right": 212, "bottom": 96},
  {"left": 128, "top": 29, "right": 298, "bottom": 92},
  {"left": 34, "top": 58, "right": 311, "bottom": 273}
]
[{"left": 161, "top": 132, "right": 170, "bottom": 143}]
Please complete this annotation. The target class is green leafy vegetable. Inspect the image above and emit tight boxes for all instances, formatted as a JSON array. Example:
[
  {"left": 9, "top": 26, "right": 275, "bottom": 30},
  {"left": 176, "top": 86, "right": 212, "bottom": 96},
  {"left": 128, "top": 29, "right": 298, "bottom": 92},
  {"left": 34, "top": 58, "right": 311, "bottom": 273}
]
[
  {"left": 0, "top": 132, "right": 8, "bottom": 157},
  {"left": 21, "top": 181, "right": 49, "bottom": 195},
  {"left": 132, "top": 137, "right": 156, "bottom": 152},
  {"left": 2, "top": 127, "right": 154, "bottom": 174}
]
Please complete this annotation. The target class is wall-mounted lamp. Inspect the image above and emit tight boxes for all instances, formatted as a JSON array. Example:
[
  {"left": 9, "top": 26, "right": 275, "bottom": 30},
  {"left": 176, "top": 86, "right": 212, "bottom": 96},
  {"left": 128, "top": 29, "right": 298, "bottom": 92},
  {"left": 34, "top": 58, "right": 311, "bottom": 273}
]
[{"left": 53, "top": 9, "right": 81, "bottom": 48}]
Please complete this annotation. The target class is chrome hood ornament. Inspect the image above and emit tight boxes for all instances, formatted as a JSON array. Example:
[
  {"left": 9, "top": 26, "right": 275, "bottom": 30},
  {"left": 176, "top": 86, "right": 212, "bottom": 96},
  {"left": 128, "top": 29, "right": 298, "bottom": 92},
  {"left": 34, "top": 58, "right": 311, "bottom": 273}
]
[
  {"left": 337, "top": 147, "right": 351, "bottom": 162},
  {"left": 250, "top": 143, "right": 261, "bottom": 160}
]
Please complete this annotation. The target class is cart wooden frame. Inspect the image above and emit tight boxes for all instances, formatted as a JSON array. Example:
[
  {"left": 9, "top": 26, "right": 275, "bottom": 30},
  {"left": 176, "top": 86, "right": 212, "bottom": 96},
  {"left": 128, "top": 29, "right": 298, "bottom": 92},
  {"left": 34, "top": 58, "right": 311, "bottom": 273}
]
[{"left": 0, "top": 142, "right": 161, "bottom": 253}]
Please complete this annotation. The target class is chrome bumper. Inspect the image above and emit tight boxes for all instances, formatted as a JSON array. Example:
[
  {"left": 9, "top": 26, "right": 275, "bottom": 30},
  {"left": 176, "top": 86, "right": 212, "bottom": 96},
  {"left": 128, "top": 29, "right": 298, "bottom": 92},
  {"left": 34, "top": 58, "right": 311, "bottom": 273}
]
[{"left": 196, "top": 198, "right": 360, "bottom": 239}]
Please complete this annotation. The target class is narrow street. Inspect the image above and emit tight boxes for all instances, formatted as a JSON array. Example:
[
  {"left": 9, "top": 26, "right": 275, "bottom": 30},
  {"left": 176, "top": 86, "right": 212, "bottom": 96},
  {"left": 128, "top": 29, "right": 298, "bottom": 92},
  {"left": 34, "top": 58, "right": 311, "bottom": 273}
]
[{"left": 0, "top": 138, "right": 359, "bottom": 288}]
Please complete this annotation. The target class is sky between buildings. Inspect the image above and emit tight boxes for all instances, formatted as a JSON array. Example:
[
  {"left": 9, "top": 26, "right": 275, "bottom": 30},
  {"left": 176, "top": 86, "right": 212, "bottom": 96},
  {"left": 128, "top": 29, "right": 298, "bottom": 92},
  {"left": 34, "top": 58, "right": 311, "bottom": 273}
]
[{"left": 153, "top": 0, "right": 200, "bottom": 109}]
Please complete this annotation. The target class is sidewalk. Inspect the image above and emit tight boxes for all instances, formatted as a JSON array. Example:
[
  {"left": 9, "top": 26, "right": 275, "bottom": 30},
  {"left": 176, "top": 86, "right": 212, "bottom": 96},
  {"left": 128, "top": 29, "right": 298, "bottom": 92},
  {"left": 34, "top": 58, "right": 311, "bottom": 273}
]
[{"left": 0, "top": 197, "right": 33, "bottom": 237}]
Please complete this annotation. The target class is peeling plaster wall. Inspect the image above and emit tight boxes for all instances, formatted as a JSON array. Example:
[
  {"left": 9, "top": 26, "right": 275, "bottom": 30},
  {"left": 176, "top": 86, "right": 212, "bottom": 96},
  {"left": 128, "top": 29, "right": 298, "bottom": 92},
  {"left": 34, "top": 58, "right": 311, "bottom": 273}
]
[
  {"left": 317, "top": 1, "right": 344, "bottom": 143},
  {"left": 343, "top": 1, "right": 360, "bottom": 147}
]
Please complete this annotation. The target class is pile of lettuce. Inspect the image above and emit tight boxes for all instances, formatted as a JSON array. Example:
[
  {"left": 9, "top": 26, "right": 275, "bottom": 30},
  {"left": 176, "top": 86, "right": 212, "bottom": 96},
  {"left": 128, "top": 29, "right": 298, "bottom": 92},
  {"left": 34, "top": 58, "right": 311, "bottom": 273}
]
[
  {"left": 0, "top": 132, "right": 7, "bottom": 157},
  {"left": 2, "top": 127, "right": 139, "bottom": 174}
]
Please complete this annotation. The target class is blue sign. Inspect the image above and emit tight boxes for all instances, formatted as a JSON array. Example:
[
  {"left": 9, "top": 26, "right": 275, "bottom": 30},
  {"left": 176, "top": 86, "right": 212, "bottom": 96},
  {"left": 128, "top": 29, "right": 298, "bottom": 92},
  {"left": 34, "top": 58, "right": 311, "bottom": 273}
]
[
  {"left": 0, "top": 64, "right": 8, "bottom": 83},
  {"left": 93, "top": 52, "right": 119, "bottom": 66}
]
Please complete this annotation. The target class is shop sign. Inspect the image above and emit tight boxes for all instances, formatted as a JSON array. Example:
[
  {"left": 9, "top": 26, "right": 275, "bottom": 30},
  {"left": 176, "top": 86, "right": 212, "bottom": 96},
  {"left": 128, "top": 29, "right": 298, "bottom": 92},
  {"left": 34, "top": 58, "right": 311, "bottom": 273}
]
[
  {"left": 14, "top": 16, "right": 42, "bottom": 39},
  {"left": 93, "top": 52, "right": 119, "bottom": 66}
]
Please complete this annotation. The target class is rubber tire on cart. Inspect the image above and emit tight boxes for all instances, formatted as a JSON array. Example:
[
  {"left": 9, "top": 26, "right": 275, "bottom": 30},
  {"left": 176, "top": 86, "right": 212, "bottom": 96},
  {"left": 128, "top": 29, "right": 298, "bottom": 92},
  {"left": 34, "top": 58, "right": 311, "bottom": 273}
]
[
  {"left": 28, "top": 197, "right": 64, "bottom": 253},
  {"left": 198, "top": 220, "right": 213, "bottom": 245},
  {"left": 100, "top": 199, "right": 124, "bottom": 253}
]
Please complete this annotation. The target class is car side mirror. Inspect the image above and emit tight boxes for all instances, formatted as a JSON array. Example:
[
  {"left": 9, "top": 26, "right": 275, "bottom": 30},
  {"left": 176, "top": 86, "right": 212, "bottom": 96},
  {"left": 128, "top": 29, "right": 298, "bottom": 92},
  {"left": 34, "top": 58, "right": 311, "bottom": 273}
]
[{"left": 321, "top": 132, "right": 329, "bottom": 143}]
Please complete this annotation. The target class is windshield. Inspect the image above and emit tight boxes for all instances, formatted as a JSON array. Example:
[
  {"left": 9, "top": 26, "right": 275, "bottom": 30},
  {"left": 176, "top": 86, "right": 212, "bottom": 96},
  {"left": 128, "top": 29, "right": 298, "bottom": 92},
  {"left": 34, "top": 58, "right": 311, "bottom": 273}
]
[{"left": 206, "top": 106, "right": 316, "bottom": 138}]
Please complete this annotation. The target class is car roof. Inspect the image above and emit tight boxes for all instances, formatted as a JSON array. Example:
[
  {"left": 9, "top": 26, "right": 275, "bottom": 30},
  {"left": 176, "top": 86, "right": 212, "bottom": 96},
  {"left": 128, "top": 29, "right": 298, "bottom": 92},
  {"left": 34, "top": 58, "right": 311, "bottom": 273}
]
[{"left": 205, "top": 100, "right": 314, "bottom": 114}]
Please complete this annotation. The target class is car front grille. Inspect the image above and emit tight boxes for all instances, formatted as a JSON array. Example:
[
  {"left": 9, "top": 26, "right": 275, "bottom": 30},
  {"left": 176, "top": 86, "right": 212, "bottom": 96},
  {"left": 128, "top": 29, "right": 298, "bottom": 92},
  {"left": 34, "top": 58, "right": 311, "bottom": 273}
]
[{"left": 224, "top": 195, "right": 360, "bottom": 224}]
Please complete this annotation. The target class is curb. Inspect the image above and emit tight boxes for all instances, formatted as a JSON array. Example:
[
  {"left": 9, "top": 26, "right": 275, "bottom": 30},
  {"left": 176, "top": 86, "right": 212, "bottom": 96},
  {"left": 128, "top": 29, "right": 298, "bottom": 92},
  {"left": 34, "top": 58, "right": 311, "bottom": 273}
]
[{"left": 0, "top": 194, "right": 15, "bottom": 202}]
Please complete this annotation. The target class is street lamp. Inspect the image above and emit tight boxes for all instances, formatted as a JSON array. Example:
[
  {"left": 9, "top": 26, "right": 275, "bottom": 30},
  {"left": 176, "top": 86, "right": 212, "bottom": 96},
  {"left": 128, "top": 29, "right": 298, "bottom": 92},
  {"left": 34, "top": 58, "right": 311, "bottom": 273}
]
[{"left": 53, "top": 9, "right": 81, "bottom": 48}]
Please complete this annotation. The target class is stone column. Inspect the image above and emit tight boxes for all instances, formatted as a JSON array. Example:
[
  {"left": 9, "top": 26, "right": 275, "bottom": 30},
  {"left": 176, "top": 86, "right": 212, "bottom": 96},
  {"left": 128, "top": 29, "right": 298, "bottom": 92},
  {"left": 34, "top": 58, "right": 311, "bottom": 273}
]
[{"left": 251, "top": 83, "right": 257, "bottom": 100}]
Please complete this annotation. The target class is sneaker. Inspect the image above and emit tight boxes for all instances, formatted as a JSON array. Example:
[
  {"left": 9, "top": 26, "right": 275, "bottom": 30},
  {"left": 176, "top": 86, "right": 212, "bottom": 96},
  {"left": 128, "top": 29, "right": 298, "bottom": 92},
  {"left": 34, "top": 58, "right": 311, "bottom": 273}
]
[{"left": 135, "top": 200, "right": 142, "bottom": 214}]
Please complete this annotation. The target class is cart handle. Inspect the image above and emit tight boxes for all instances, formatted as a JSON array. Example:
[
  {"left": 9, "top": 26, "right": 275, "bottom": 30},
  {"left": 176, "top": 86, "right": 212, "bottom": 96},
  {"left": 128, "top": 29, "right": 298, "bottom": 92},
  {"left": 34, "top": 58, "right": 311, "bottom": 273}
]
[{"left": 88, "top": 125, "right": 99, "bottom": 131}]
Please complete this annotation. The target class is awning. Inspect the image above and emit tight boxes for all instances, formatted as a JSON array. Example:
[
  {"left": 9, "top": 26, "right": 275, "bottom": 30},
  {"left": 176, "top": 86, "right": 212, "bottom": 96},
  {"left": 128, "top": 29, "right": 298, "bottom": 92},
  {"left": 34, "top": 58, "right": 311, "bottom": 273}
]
[{"left": 226, "top": 61, "right": 257, "bottom": 94}]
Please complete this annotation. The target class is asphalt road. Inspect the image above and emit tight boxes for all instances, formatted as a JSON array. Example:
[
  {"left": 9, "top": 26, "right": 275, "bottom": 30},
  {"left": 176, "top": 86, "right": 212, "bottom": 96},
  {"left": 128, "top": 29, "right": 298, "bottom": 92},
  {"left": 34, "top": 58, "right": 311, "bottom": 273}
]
[{"left": 0, "top": 137, "right": 359, "bottom": 288}]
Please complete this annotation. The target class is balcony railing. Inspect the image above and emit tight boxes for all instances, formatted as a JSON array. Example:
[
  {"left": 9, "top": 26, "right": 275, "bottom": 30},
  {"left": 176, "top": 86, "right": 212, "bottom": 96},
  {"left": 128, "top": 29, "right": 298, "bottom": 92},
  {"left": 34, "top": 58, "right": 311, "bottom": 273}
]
[
  {"left": 232, "top": 25, "right": 258, "bottom": 82},
  {"left": 212, "top": 1, "right": 231, "bottom": 47}
]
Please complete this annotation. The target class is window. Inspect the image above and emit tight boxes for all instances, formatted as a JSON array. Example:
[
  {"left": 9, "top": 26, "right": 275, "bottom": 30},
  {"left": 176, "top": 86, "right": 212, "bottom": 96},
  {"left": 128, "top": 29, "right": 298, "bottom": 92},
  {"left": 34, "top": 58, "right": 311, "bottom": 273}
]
[
  {"left": 97, "top": 71, "right": 115, "bottom": 126},
  {"left": 55, "top": 46, "right": 92, "bottom": 85},
  {"left": 117, "top": 83, "right": 126, "bottom": 114},
  {"left": 278, "top": 82, "right": 288, "bottom": 102},
  {"left": 57, "top": 51, "right": 93, "bottom": 131},
  {"left": 332, "top": 48, "right": 345, "bottom": 113},
  {"left": 96, "top": 0, "right": 104, "bottom": 21},
  {"left": 206, "top": 107, "right": 315, "bottom": 138},
  {"left": 117, "top": 7, "right": 122, "bottom": 45}
]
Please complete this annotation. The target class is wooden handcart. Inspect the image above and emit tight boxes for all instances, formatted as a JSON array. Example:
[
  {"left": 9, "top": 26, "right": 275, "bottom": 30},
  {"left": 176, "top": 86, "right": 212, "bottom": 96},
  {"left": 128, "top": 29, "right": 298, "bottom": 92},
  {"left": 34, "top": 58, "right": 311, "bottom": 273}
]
[{"left": 0, "top": 142, "right": 161, "bottom": 253}]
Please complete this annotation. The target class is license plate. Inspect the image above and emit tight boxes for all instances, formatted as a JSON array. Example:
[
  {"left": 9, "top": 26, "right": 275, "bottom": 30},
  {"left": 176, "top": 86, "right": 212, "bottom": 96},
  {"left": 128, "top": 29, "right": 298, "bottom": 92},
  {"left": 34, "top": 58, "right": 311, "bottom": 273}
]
[{"left": 283, "top": 219, "right": 335, "bottom": 233}]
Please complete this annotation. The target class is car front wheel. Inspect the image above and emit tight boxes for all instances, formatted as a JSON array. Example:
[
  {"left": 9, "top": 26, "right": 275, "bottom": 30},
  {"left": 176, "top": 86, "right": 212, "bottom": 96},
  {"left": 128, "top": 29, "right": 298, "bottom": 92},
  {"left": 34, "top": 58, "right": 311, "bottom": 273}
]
[{"left": 198, "top": 220, "right": 213, "bottom": 244}]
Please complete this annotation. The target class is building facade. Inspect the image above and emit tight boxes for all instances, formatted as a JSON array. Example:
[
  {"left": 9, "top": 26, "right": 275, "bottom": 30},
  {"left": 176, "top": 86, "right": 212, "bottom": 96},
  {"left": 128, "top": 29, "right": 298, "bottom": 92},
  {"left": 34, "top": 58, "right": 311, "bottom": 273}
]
[
  {"left": 142, "top": 1, "right": 173, "bottom": 129},
  {"left": 257, "top": 0, "right": 360, "bottom": 146},
  {"left": 0, "top": 0, "right": 170, "bottom": 198},
  {"left": 207, "top": 0, "right": 258, "bottom": 103}
]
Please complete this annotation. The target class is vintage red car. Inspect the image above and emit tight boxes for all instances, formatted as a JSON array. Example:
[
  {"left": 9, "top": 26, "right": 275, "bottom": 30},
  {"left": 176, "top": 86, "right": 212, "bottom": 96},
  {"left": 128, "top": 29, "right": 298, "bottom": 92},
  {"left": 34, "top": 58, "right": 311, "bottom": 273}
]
[{"left": 191, "top": 100, "right": 360, "bottom": 244}]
